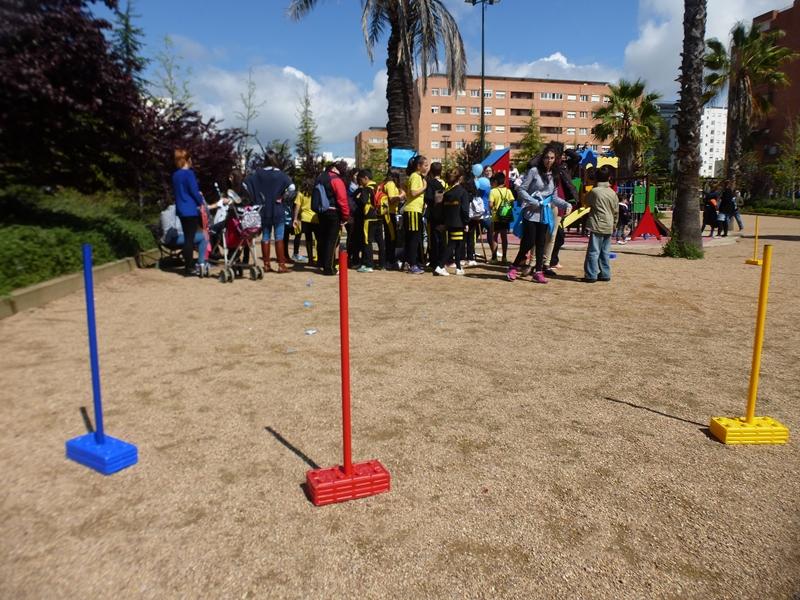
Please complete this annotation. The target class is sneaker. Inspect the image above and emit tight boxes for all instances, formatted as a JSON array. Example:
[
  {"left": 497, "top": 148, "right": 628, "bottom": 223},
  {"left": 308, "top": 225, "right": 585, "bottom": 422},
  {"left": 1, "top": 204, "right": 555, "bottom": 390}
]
[
  {"left": 293, "top": 254, "right": 309, "bottom": 263},
  {"left": 467, "top": 260, "right": 478, "bottom": 267},
  {"left": 446, "top": 262, "right": 456, "bottom": 269},
  {"left": 357, "top": 265, "right": 373, "bottom": 273},
  {"left": 506, "top": 267, "right": 518, "bottom": 281},
  {"left": 434, "top": 266, "right": 450, "bottom": 277},
  {"left": 532, "top": 271, "right": 548, "bottom": 284},
  {"left": 455, "top": 268, "right": 465, "bottom": 275},
  {"left": 550, "top": 263, "right": 562, "bottom": 270},
  {"left": 616, "top": 240, "right": 627, "bottom": 245},
  {"left": 409, "top": 265, "right": 424, "bottom": 274},
  {"left": 543, "top": 268, "right": 557, "bottom": 277}
]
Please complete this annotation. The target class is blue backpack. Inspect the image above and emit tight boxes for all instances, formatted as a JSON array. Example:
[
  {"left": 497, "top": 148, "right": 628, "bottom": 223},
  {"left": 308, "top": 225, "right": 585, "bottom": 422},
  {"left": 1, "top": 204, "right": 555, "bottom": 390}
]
[{"left": 311, "top": 182, "right": 330, "bottom": 214}]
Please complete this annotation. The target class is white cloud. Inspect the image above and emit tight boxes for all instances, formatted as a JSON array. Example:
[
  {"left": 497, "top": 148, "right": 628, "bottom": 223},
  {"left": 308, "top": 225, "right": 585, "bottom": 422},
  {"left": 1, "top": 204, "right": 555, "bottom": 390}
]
[
  {"left": 624, "top": 0, "right": 779, "bottom": 98},
  {"left": 191, "top": 64, "right": 388, "bottom": 153},
  {"left": 485, "top": 51, "right": 621, "bottom": 83}
]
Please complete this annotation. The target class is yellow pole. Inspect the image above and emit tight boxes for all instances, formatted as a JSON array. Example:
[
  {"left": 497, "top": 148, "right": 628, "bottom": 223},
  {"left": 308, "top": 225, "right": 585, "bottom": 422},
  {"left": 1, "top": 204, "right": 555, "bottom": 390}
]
[
  {"left": 752, "top": 216, "right": 760, "bottom": 261},
  {"left": 745, "top": 244, "right": 773, "bottom": 423}
]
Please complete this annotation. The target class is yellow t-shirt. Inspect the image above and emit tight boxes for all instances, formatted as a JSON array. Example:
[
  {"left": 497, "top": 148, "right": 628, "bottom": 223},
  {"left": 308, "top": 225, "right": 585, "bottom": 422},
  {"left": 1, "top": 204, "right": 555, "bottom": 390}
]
[
  {"left": 489, "top": 186, "right": 514, "bottom": 222},
  {"left": 294, "top": 192, "right": 318, "bottom": 224},
  {"left": 404, "top": 172, "right": 425, "bottom": 213},
  {"left": 384, "top": 180, "right": 402, "bottom": 215}
]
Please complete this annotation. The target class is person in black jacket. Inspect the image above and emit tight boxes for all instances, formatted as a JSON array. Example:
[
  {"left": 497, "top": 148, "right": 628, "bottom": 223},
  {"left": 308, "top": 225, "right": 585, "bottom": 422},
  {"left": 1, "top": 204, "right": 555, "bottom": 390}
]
[
  {"left": 718, "top": 180, "right": 735, "bottom": 237},
  {"left": 425, "top": 162, "right": 446, "bottom": 274},
  {"left": 435, "top": 166, "right": 470, "bottom": 276}
]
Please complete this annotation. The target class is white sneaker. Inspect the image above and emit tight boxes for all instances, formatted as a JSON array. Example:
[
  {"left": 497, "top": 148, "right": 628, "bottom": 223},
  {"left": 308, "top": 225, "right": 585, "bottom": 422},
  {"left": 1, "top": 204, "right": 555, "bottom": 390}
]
[
  {"left": 455, "top": 268, "right": 465, "bottom": 275},
  {"left": 434, "top": 266, "right": 450, "bottom": 277},
  {"left": 467, "top": 260, "right": 478, "bottom": 267}
]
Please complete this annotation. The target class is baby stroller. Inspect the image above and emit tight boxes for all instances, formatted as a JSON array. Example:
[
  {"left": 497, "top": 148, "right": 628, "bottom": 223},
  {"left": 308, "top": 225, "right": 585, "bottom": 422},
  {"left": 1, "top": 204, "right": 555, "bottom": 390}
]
[{"left": 214, "top": 191, "right": 264, "bottom": 283}]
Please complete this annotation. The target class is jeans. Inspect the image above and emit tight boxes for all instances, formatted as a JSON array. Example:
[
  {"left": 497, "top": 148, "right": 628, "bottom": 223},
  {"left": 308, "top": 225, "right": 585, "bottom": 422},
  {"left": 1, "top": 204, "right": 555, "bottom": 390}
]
[
  {"left": 174, "top": 231, "right": 209, "bottom": 265},
  {"left": 584, "top": 232, "right": 611, "bottom": 280},
  {"left": 262, "top": 221, "right": 285, "bottom": 242},
  {"left": 732, "top": 211, "right": 744, "bottom": 230}
]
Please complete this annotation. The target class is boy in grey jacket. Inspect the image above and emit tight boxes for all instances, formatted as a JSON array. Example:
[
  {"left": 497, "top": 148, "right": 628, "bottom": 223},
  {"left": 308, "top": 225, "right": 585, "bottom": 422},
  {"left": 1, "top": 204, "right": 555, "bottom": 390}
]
[{"left": 583, "top": 165, "right": 619, "bottom": 282}]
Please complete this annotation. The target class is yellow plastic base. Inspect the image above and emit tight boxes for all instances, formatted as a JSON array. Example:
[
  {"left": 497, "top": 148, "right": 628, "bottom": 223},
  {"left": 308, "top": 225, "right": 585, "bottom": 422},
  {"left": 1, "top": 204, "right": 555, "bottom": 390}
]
[
  {"left": 709, "top": 416, "right": 789, "bottom": 445},
  {"left": 745, "top": 258, "right": 763, "bottom": 266}
]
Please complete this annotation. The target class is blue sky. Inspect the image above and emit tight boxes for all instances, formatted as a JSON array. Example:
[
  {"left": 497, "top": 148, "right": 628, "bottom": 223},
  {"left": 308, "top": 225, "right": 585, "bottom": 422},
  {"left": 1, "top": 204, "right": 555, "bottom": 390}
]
[{"left": 93, "top": 0, "right": 778, "bottom": 156}]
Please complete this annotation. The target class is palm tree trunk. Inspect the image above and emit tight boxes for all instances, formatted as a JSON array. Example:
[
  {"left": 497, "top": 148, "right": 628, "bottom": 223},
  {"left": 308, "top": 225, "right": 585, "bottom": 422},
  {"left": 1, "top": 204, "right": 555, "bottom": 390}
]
[
  {"left": 385, "top": 21, "right": 416, "bottom": 168},
  {"left": 673, "top": 0, "right": 706, "bottom": 253},
  {"left": 725, "top": 77, "right": 745, "bottom": 184}
]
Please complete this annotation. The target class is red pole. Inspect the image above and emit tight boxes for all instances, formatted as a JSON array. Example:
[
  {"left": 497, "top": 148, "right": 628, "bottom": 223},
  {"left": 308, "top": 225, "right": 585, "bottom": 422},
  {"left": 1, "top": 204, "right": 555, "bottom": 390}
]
[{"left": 338, "top": 247, "right": 353, "bottom": 476}]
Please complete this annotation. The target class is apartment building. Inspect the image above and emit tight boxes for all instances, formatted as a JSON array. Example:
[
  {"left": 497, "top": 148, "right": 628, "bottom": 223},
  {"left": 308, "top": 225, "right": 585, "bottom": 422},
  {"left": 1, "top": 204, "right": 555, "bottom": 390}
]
[
  {"left": 658, "top": 103, "right": 728, "bottom": 178},
  {"left": 753, "top": 1, "right": 800, "bottom": 159},
  {"left": 354, "top": 126, "right": 388, "bottom": 166},
  {"left": 415, "top": 74, "right": 611, "bottom": 163}
]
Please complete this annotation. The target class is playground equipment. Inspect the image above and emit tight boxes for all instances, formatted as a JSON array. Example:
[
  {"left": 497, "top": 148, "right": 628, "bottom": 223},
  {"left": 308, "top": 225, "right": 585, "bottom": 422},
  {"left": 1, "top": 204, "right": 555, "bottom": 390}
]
[
  {"left": 306, "top": 247, "right": 390, "bottom": 506},
  {"left": 745, "top": 215, "right": 763, "bottom": 266},
  {"left": 65, "top": 244, "right": 138, "bottom": 474},
  {"left": 709, "top": 245, "right": 789, "bottom": 445},
  {"left": 561, "top": 206, "right": 591, "bottom": 229}
]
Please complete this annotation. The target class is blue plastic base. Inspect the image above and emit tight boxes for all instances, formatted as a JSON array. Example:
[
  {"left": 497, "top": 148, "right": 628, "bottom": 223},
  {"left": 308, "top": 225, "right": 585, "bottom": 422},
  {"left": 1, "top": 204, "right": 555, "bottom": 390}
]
[{"left": 66, "top": 433, "right": 138, "bottom": 475}]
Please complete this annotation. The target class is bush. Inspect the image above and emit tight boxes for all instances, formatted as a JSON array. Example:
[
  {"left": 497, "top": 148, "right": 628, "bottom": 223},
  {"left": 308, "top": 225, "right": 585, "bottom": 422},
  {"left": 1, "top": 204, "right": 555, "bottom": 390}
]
[
  {"left": 0, "top": 186, "right": 154, "bottom": 295},
  {"left": 662, "top": 239, "right": 704, "bottom": 259}
]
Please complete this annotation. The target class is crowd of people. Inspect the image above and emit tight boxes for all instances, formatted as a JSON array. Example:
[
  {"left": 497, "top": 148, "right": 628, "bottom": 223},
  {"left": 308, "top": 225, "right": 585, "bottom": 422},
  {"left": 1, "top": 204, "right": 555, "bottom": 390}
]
[
  {"left": 163, "top": 142, "right": 636, "bottom": 284},
  {"left": 701, "top": 180, "right": 745, "bottom": 238}
]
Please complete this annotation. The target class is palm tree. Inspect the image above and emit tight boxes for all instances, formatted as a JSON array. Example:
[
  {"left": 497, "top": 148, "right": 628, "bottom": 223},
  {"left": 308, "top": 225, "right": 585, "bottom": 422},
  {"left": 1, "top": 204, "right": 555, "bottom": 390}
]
[
  {"left": 591, "top": 79, "right": 662, "bottom": 178},
  {"left": 669, "top": 0, "right": 706, "bottom": 258},
  {"left": 704, "top": 23, "right": 798, "bottom": 184},
  {"left": 286, "top": 0, "right": 466, "bottom": 160}
]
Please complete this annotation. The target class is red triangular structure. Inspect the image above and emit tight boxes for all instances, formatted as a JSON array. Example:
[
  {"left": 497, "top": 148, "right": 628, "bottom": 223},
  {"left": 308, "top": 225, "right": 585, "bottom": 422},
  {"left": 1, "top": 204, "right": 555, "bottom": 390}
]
[{"left": 631, "top": 204, "right": 667, "bottom": 240}]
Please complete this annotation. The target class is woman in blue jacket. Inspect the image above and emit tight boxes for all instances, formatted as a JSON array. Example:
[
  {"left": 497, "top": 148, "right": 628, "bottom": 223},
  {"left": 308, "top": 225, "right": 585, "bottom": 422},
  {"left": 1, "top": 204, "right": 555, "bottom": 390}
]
[{"left": 171, "top": 148, "right": 207, "bottom": 276}]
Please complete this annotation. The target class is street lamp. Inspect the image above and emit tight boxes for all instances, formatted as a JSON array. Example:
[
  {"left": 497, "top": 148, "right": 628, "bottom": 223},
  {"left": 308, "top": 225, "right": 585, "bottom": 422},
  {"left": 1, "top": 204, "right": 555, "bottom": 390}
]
[{"left": 466, "top": 0, "right": 500, "bottom": 159}]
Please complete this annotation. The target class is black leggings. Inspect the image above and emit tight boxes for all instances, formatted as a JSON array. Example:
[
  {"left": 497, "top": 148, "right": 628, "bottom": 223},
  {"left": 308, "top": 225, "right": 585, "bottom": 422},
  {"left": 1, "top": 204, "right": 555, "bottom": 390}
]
[
  {"left": 466, "top": 220, "right": 481, "bottom": 260},
  {"left": 442, "top": 229, "right": 465, "bottom": 269},
  {"left": 512, "top": 221, "right": 548, "bottom": 271},
  {"left": 294, "top": 221, "right": 318, "bottom": 262},
  {"left": 317, "top": 211, "right": 341, "bottom": 274},
  {"left": 403, "top": 212, "right": 422, "bottom": 268},
  {"left": 178, "top": 215, "right": 199, "bottom": 272}
]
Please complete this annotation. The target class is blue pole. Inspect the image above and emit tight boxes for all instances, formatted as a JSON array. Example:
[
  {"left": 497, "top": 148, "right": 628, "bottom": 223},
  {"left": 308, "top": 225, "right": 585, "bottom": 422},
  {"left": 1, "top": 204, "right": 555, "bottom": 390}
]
[{"left": 82, "top": 244, "right": 105, "bottom": 444}]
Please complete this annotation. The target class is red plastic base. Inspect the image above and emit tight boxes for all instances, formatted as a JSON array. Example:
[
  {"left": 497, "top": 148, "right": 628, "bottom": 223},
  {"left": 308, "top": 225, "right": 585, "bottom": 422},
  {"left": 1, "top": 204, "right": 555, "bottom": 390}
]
[{"left": 306, "top": 460, "right": 390, "bottom": 506}]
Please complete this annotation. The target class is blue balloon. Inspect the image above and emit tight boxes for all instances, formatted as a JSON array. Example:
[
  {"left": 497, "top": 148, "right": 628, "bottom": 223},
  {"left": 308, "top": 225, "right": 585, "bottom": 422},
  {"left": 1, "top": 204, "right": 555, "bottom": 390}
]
[
  {"left": 471, "top": 164, "right": 483, "bottom": 178},
  {"left": 476, "top": 176, "right": 491, "bottom": 192}
]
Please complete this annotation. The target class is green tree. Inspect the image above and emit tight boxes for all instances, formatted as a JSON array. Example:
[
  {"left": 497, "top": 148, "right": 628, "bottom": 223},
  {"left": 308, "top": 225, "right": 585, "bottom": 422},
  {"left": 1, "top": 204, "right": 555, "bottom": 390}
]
[
  {"left": 235, "top": 67, "right": 266, "bottom": 167},
  {"left": 362, "top": 147, "right": 389, "bottom": 178},
  {"left": 667, "top": 0, "right": 705, "bottom": 259},
  {"left": 592, "top": 79, "right": 662, "bottom": 178},
  {"left": 512, "top": 109, "right": 543, "bottom": 169},
  {"left": 111, "top": 0, "right": 148, "bottom": 92},
  {"left": 704, "top": 23, "right": 799, "bottom": 184},
  {"left": 456, "top": 139, "right": 489, "bottom": 177},
  {"left": 287, "top": 0, "right": 466, "bottom": 163},
  {"left": 153, "top": 35, "right": 193, "bottom": 108},
  {"left": 642, "top": 117, "right": 673, "bottom": 177},
  {"left": 295, "top": 83, "right": 322, "bottom": 185},
  {"left": 768, "top": 116, "right": 800, "bottom": 207}
]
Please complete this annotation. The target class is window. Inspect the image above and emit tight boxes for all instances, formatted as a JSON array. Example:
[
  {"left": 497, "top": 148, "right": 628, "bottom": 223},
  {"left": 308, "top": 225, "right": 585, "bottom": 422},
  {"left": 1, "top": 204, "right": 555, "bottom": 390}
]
[
  {"left": 579, "top": 111, "right": 589, "bottom": 118},
  {"left": 540, "top": 126, "right": 563, "bottom": 134},
  {"left": 440, "top": 87, "right": 450, "bottom": 96},
  {"left": 440, "top": 123, "right": 452, "bottom": 132},
  {"left": 440, "top": 105, "right": 452, "bottom": 114},
  {"left": 567, "top": 94, "right": 577, "bottom": 101},
  {"left": 455, "top": 140, "right": 466, "bottom": 149},
  {"left": 579, "top": 128, "right": 589, "bottom": 135},
  {"left": 470, "top": 124, "right": 480, "bottom": 132},
  {"left": 495, "top": 108, "right": 506, "bottom": 117},
  {"left": 495, "top": 144, "right": 505, "bottom": 150},
  {"left": 484, "top": 125, "right": 492, "bottom": 132},
  {"left": 510, "top": 91, "right": 533, "bottom": 100},
  {"left": 457, "top": 90, "right": 466, "bottom": 97},
  {"left": 431, "top": 123, "right": 440, "bottom": 131},
  {"left": 483, "top": 107, "right": 493, "bottom": 115},
  {"left": 431, "top": 140, "right": 440, "bottom": 149},
  {"left": 566, "top": 111, "right": 576, "bottom": 119},
  {"left": 470, "top": 107, "right": 480, "bottom": 115},
  {"left": 470, "top": 89, "right": 480, "bottom": 97},
  {"left": 603, "top": 96, "right": 610, "bottom": 103},
  {"left": 510, "top": 108, "right": 532, "bottom": 117},
  {"left": 566, "top": 127, "right": 576, "bottom": 135},
  {"left": 540, "top": 92, "right": 563, "bottom": 100},
  {"left": 540, "top": 110, "right": 562, "bottom": 118},
  {"left": 591, "top": 94, "right": 600, "bottom": 102},
  {"left": 368, "top": 137, "right": 383, "bottom": 144},
  {"left": 601, "top": 145, "right": 610, "bottom": 151},
  {"left": 431, "top": 88, "right": 440, "bottom": 96},
  {"left": 510, "top": 126, "right": 527, "bottom": 133},
  {"left": 456, "top": 124, "right": 466, "bottom": 132},
  {"left": 431, "top": 105, "right": 440, "bottom": 114},
  {"left": 455, "top": 106, "right": 466, "bottom": 115},
  {"left": 590, "top": 144, "right": 598, "bottom": 150},
  {"left": 580, "top": 94, "right": 589, "bottom": 102},
  {"left": 495, "top": 125, "right": 506, "bottom": 133},
  {"left": 484, "top": 89, "right": 493, "bottom": 98},
  {"left": 495, "top": 91, "right": 506, "bottom": 99}
]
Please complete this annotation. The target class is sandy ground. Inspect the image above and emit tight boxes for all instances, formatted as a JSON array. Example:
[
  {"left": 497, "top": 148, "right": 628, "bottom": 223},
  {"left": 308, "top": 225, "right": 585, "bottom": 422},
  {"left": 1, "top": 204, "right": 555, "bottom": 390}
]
[{"left": 1, "top": 215, "right": 799, "bottom": 599}]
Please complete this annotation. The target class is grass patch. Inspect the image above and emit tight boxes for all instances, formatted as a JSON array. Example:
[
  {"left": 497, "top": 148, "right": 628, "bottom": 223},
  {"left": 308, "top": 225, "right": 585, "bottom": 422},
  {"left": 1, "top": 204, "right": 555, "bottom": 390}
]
[
  {"left": 662, "top": 239, "right": 704, "bottom": 259},
  {"left": 0, "top": 186, "right": 154, "bottom": 295}
]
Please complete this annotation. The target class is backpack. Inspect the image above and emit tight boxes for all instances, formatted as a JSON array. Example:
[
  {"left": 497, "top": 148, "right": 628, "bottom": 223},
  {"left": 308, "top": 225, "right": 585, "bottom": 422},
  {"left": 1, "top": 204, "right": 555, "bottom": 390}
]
[
  {"left": 496, "top": 188, "right": 514, "bottom": 223},
  {"left": 311, "top": 180, "right": 331, "bottom": 214},
  {"left": 468, "top": 195, "right": 486, "bottom": 220},
  {"left": 374, "top": 183, "right": 388, "bottom": 215}
]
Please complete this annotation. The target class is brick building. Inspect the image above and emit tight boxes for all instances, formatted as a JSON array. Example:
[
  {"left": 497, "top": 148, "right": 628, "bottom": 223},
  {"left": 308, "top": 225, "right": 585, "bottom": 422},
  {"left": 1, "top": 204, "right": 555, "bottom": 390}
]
[
  {"left": 753, "top": 1, "right": 800, "bottom": 158},
  {"left": 414, "top": 74, "right": 611, "bottom": 163},
  {"left": 354, "top": 127, "right": 388, "bottom": 166}
]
